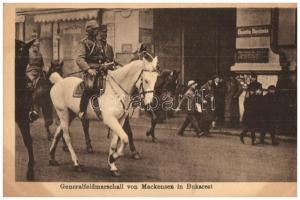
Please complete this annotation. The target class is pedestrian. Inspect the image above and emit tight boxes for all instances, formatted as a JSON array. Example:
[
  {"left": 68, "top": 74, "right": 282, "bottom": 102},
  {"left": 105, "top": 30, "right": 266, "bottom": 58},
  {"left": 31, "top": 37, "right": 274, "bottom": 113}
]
[
  {"left": 175, "top": 80, "right": 204, "bottom": 137},
  {"left": 240, "top": 87, "right": 256, "bottom": 145},
  {"left": 211, "top": 74, "right": 225, "bottom": 125},
  {"left": 198, "top": 84, "right": 216, "bottom": 136},
  {"left": 224, "top": 72, "right": 240, "bottom": 127},
  {"left": 260, "top": 85, "right": 279, "bottom": 145}
]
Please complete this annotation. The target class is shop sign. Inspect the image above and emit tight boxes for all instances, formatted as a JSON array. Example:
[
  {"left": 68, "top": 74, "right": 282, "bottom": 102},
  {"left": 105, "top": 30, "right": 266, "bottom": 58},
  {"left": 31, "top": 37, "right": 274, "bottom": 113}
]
[
  {"left": 236, "top": 48, "right": 269, "bottom": 63},
  {"left": 237, "top": 25, "right": 270, "bottom": 37}
]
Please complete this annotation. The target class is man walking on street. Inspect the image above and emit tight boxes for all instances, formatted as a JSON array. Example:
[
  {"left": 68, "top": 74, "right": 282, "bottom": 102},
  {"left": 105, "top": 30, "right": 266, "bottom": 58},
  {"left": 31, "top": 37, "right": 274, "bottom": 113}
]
[
  {"left": 260, "top": 85, "right": 279, "bottom": 145},
  {"left": 176, "top": 80, "right": 204, "bottom": 137}
]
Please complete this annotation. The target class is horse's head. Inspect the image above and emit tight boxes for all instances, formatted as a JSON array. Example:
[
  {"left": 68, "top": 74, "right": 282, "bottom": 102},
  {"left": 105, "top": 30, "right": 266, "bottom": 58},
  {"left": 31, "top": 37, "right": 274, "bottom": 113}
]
[
  {"left": 48, "top": 59, "right": 64, "bottom": 78},
  {"left": 136, "top": 56, "right": 159, "bottom": 106},
  {"left": 15, "top": 39, "right": 35, "bottom": 65}
]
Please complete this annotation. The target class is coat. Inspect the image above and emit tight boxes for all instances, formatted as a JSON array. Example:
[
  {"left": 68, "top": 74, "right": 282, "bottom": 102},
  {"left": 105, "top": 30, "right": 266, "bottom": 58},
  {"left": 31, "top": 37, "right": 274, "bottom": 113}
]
[
  {"left": 242, "top": 94, "right": 264, "bottom": 130},
  {"left": 262, "top": 93, "right": 279, "bottom": 129}
]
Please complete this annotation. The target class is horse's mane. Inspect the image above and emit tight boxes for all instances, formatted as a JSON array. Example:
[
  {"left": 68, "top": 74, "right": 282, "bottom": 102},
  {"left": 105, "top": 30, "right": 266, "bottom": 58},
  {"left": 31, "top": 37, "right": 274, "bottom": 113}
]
[{"left": 108, "top": 60, "right": 143, "bottom": 79}]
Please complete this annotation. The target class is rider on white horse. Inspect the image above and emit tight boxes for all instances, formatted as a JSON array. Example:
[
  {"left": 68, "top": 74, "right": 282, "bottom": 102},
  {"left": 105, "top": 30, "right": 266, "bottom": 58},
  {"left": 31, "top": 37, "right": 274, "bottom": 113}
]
[{"left": 77, "top": 20, "right": 114, "bottom": 120}]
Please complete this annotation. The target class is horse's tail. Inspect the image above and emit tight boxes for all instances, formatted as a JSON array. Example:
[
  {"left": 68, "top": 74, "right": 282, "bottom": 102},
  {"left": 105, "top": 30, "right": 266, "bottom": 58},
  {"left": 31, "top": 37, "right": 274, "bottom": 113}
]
[{"left": 49, "top": 72, "right": 63, "bottom": 84}]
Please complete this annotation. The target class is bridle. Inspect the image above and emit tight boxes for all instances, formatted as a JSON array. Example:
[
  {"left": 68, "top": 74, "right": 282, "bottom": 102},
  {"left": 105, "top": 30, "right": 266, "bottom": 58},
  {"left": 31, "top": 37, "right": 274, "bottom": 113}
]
[{"left": 107, "top": 59, "right": 159, "bottom": 99}]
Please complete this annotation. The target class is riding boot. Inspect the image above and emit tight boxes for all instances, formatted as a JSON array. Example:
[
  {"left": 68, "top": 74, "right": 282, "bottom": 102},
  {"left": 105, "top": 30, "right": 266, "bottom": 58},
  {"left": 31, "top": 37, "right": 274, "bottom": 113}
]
[{"left": 79, "top": 89, "right": 93, "bottom": 119}]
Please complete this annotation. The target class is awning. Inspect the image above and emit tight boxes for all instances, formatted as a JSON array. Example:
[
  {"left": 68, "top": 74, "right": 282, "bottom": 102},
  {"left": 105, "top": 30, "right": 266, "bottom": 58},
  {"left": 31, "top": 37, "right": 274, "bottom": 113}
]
[{"left": 34, "top": 9, "right": 99, "bottom": 23}]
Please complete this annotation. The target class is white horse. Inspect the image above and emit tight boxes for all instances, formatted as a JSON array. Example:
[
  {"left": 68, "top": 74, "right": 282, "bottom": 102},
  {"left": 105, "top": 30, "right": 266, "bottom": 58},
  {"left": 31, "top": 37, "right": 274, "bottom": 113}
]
[{"left": 48, "top": 57, "right": 159, "bottom": 176}]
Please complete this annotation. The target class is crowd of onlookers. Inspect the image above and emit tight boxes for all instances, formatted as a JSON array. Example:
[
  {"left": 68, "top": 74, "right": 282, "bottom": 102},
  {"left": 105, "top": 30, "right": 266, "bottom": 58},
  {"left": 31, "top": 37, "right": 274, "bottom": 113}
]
[{"left": 175, "top": 69, "right": 297, "bottom": 144}]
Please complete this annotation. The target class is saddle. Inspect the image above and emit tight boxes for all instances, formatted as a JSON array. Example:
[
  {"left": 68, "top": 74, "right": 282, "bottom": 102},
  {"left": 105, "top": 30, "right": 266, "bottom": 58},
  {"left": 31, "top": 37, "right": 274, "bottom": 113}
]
[
  {"left": 73, "top": 79, "right": 106, "bottom": 98},
  {"left": 73, "top": 81, "right": 104, "bottom": 119}
]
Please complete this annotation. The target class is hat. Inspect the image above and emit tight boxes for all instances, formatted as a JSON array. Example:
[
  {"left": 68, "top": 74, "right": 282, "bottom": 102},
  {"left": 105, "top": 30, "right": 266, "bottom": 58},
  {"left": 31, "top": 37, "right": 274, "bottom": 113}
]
[
  {"left": 99, "top": 24, "right": 107, "bottom": 32},
  {"left": 212, "top": 74, "right": 219, "bottom": 80},
  {"left": 187, "top": 80, "right": 197, "bottom": 87},
  {"left": 250, "top": 72, "right": 257, "bottom": 78},
  {"left": 85, "top": 20, "right": 99, "bottom": 31},
  {"left": 268, "top": 85, "right": 276, "bottom": 90}
]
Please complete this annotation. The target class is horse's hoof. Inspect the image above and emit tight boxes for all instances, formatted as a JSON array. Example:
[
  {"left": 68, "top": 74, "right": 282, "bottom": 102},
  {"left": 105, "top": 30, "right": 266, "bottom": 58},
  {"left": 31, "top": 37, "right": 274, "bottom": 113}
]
[
  {"left": 74, "top": 165, "right": 84, "bottom": 172},
  {"left": 49, "top": 159, "right": 59, "bottom": 166},
  {"left": 110, "top": 170, "right": 121, "bottom": 177},
  {"left": 62, "top": 146, "right": 69, "bottom": 152},
  {"left": 152, "top": 137, "right": 158, "bottom": 143},
  {"left": 86, "top": 146, "right": 94, "bottom": 154},
  {"left": 146, "top": 131, "right": 151, "bottom": 137},
  {"left": 132, "top": 152, "right": 142, "bottom": 160},
  {"left": 26, "top": 169, "right": 34, "bottom": 181}
]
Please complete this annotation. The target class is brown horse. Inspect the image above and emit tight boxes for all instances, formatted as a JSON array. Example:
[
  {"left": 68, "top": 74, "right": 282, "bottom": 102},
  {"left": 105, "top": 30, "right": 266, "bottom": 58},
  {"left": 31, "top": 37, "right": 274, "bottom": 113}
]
[{"left": 15, "top": 39, "right": 36, "bottom": 180}]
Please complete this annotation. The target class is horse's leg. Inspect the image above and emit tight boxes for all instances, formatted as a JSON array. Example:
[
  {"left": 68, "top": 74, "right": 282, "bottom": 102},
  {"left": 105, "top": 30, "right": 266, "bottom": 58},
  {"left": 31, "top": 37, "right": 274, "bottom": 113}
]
[
  {"left": 82, "top": 119, "right": 93, "bottom": 153},
  {"left": 62, "top": 111, "right": 76, "bottom": 153},
  {"left": 146, "top": 110, "right": 158, "bottom": 142},
  {"left": 123, "top": 117, "right": 141, "bottom": 160},
  {"left": 57, "top": 109, "right": 81, "bottom": 171},
  {"left": 108, "top": 133, "right": 120, "bottom": 176},
  {"left": 105, "top": 116, "right": 128, "bottom": 176},
  {"left": 41, "top": 95, "right": 53, "bottom": 141},
  {"left": 49, "top": 124, "right": 62, "bottom": 166},
  {"left": 17, "top": 120, "right": 34, "bottom": 180}
]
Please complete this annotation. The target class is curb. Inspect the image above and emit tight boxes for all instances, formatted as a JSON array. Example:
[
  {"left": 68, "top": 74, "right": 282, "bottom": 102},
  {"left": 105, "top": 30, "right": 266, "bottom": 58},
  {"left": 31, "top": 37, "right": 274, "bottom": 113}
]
[{"left": 130, "top": 120, "right": 297, "bottom": 142}]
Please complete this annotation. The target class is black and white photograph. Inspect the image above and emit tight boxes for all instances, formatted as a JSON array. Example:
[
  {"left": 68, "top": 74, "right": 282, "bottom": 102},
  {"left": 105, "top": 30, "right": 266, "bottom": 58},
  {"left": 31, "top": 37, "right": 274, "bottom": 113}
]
[{"left": 4, "top": 3, "right": 297, "bottom": 196}]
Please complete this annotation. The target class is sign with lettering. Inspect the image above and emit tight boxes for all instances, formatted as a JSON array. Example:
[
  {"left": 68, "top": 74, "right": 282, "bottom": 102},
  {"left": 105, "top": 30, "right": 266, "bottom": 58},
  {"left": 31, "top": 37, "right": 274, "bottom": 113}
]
[
  {"left": 236, "top": 48, "right": 269, "bottom": 63},
  {"left": 237, "top": 25, "right": 270, "bottom": 37}
]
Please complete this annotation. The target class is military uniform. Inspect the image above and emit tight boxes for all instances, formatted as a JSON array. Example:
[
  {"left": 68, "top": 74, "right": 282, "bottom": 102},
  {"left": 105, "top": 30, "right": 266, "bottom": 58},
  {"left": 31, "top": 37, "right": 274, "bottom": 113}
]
[
  {"left": 76, "top": 37, "right": 106, "bottom": 89},
  {"left": 76, "top": 20, "right": 108, "bottom": 117},
  {"left": 26, "top": 41, "right": 45, "bottom": 88}
]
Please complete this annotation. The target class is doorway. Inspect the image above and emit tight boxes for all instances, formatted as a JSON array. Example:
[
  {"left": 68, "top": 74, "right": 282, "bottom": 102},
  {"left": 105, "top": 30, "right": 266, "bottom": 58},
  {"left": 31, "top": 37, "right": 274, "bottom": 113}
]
[{"left": 183, "top": 9, "right": 236, "bottom": 85}]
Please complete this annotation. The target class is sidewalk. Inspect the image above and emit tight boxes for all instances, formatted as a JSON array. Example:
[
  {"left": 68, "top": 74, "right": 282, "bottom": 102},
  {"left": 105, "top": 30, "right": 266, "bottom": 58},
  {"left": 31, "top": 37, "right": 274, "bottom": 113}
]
[{"left": 130, "top": 112, "right": 297, "bottom": 142}]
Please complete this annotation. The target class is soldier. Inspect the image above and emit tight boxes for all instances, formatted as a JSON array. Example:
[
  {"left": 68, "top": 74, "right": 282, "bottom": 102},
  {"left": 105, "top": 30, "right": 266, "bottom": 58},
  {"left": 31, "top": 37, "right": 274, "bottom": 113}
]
[
  {"left": 26, "top": 39, "right": 45, "bottom": 122},
  {"left": 77, "top": 20, "right": 111, "bottom": 119},
  {"left": 97, "top": 25, "right": 114, "bottom": 64}
]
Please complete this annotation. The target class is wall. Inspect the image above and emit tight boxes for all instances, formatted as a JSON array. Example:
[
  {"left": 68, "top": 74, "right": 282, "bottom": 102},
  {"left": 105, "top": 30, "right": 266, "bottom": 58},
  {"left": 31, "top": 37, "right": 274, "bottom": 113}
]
[
  {"left": 114, "top": 10, "right": 140, "bottom": 65},
  {"left": 232, "top": 8, "right": 281, "bottom": 89}
]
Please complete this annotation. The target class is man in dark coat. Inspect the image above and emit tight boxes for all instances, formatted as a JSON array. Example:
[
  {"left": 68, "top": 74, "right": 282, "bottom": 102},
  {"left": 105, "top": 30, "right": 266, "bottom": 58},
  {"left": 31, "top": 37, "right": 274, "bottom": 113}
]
[
  {"left": 240, "top": 87, "right": 257, "bottom": 145},
  {"left": 260, "top": 85, "right": 279, "bottom": 145},
  {"left": 211, "top": 75, "right": 225, "bottom": 124},
  {"left": 198, "top": 83, "right": 216, "bottom": 136}
]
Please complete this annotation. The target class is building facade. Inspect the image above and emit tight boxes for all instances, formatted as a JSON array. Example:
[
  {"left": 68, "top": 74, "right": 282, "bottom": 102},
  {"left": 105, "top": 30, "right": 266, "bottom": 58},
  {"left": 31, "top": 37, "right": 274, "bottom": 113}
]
[{"left": 16, "top": 7, "right": 296, "bottom": 87}]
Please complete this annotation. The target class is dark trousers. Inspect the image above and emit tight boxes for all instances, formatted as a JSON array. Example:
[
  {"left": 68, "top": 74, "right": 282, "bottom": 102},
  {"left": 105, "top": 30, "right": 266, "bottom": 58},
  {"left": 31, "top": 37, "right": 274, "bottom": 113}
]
[
  {"left": 260, "top": 126, "right": 277, "bottom": 143},
  {"left": 240, "top": 127, "right": 256, "bottom": 143},
  {"left": 178, "top": 113, "right": 201, "bottom": 135}
]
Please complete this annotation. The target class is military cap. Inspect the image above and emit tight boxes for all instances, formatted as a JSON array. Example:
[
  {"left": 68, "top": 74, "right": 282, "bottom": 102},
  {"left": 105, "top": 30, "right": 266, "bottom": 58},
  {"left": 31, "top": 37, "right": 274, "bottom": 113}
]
[{"left": 85, "top": 20, "right": 99, "bottom": 31}]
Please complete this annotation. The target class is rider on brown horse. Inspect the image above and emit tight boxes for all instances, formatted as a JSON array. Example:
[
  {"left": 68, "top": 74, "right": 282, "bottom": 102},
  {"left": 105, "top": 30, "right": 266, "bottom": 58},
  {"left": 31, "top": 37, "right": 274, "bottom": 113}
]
[{"left": 26, "top": 39, "right": 46, "bottom": 122}]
